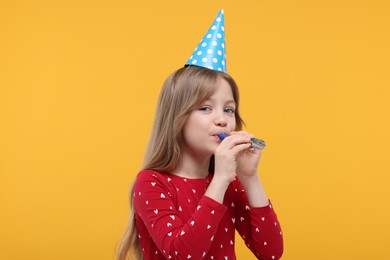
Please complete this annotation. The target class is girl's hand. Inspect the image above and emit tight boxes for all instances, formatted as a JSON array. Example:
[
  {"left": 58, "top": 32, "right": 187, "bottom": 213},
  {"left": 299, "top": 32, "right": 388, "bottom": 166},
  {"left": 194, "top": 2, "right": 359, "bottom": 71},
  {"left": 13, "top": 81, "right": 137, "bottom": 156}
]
[
  {"left": 213, "top": 131, "right": 262, "bottom": 183},
  {"left": 231, "top": 131, "right": 263, "bottom": 178}
]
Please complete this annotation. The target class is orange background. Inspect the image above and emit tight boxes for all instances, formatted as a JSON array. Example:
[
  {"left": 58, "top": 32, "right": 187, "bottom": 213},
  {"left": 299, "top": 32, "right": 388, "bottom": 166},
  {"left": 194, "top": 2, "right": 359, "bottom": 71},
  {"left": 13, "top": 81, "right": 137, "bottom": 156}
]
[{"left": 1, "top": 1, "right": 389, "bottom": 259}]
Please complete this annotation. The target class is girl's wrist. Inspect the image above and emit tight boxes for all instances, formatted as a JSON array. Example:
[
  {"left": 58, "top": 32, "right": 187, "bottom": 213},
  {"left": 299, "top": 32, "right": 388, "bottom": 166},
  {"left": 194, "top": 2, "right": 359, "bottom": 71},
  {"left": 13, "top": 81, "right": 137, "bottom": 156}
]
[
  {"left": 210, "top": 174, "right": 231, "bottom": 189},
  {"left": 205, "top": 176, "right": 230, "bottom": 204},
  {"left": 238, "top": 173, "right": 261, "bottom": 192},
  {"left": 237, "top": 172, "right": 260, "bottom": 182}
]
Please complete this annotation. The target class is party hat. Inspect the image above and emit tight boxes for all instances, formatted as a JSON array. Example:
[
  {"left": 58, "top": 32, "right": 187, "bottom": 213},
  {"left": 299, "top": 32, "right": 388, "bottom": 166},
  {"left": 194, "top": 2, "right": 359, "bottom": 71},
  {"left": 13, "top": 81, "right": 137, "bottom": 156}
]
[{"left": 185, "top": 10, "right": 226, "bottom": 72}]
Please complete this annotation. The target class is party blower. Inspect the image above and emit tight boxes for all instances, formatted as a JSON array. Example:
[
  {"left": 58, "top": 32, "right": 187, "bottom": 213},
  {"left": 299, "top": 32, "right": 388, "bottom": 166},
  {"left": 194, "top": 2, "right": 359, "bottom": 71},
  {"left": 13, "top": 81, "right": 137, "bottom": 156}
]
[{"left": 217, "top": 133, "right": 266, "bottom": 149}]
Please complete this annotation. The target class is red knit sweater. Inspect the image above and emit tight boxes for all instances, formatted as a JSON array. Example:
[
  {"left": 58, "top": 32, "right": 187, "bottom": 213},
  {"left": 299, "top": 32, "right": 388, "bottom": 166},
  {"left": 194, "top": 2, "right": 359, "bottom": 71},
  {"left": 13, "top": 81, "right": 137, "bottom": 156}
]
[{"left": 133, "top": 170, "right": 283, "bottom": 259}]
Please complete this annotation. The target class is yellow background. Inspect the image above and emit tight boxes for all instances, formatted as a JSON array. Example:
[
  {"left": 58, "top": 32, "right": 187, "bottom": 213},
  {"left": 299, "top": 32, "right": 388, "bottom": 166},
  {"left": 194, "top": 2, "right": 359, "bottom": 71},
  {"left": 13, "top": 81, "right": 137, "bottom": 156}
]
[{"left": 1, "top": 0, "right": 389, "bottom": 259}]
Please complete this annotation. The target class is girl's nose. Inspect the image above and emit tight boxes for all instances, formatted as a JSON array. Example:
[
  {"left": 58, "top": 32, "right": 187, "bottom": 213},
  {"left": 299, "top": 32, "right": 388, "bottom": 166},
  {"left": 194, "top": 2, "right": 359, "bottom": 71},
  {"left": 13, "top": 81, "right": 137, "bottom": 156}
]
[{"left": 214, "top": 112, "right": 227, "bottom": 127}]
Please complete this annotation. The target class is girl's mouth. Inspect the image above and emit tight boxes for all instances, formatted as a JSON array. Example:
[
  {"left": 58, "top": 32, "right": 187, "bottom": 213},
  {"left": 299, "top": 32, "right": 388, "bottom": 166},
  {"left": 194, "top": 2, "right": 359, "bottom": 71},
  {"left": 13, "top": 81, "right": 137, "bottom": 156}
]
[{"left": 217, "top": 133, "right": 228, "bottom": 140}]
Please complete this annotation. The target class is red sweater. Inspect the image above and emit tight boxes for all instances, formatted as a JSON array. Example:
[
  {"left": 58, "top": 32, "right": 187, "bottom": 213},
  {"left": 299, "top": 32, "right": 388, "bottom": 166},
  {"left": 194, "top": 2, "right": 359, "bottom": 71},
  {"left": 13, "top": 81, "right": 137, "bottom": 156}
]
[{"left": 133, "top": 170, "right": 283, "bottom": 259}]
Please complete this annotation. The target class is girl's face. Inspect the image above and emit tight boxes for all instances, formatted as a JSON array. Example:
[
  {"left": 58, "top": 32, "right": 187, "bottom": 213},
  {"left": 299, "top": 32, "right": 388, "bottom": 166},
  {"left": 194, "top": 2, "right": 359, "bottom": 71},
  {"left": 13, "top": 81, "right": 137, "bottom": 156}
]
[{"left": 182, "top": 78, "right": 237, "bottom": 158}]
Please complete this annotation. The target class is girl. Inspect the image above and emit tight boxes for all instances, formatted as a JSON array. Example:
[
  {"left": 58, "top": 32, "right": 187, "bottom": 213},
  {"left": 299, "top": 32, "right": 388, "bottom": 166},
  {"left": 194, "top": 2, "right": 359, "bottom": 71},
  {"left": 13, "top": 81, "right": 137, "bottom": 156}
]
[{"left": 117, "top": 66, "right": 283, "bottom": 259}]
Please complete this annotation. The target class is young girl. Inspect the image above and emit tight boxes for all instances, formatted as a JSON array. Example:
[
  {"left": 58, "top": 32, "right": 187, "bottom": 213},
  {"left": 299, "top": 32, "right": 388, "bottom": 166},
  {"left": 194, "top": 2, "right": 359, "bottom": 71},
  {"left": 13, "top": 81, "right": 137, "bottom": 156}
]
[{"left": 116, "top": 65, "right": 284, "bottom": 259}]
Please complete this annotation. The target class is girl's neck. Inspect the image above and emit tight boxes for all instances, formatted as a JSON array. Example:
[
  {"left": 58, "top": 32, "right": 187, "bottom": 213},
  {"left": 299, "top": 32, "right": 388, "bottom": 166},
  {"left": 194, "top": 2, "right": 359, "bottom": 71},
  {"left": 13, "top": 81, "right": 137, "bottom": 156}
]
[{"left": 171, "top": 154, "right": 211, "bottom": 179}]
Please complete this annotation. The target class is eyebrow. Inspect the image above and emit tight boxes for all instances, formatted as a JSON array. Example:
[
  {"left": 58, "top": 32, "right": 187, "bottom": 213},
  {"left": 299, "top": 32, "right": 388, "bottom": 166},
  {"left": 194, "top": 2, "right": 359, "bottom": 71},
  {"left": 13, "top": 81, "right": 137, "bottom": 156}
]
[
  {"left": 207, "top": 97, "right": 236, "bottom": 106},
  {"left": 225, "top": 100, "right": 236, "bottom": 105}
]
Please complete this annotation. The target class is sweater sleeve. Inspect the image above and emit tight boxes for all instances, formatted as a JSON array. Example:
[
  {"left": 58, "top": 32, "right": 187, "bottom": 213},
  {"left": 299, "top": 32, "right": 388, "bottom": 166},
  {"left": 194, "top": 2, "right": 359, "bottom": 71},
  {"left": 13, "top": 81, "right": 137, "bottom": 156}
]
[
  {"left": 133, "top": 171, "right": 227, "bottom": 259},
  {"left": 233, "top": 180, "right": 284, "bottom": 259}
]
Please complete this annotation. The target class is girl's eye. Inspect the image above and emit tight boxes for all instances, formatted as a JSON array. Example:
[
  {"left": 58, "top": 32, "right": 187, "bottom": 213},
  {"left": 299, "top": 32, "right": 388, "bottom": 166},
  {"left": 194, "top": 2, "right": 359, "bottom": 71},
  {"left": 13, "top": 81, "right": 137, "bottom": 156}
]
[
  {"left": 224, "top": 108, "right": 235, "bottom": 114},
  {"left": 199, "top": 106, "right": 211, "bottom": 112}
]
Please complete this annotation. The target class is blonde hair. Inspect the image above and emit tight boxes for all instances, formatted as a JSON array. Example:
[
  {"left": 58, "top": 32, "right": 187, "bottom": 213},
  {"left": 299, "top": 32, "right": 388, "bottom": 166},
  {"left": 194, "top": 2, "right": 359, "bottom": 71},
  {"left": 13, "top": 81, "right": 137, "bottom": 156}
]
[{"left": 116, "top": 66, "right": 244, "bottom": 260}]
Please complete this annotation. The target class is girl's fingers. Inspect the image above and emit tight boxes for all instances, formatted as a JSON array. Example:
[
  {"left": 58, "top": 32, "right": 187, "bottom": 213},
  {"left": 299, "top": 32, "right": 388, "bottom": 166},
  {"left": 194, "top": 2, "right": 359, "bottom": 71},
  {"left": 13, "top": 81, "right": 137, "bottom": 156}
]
[
  {"left": 221, "top": 132, "right": 252, "bottom": 149},
  {"left": 230, "top": 142, "right": 252, "bottom": 156}
]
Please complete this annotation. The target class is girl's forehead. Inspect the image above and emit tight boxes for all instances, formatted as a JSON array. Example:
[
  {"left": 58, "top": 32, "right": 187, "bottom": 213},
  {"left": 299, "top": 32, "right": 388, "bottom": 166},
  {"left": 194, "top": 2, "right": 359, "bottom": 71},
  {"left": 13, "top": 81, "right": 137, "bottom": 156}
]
[{"left": 204, "top": 84, "right": 236, "bottom": 104}]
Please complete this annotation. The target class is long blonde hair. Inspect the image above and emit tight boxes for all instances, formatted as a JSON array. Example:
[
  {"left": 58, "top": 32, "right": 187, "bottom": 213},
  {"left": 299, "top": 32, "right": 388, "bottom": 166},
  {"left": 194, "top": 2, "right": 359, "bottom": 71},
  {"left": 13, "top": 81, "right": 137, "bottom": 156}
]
[{"left": 116, "top": 66, "right": 244, "bottom": 259}]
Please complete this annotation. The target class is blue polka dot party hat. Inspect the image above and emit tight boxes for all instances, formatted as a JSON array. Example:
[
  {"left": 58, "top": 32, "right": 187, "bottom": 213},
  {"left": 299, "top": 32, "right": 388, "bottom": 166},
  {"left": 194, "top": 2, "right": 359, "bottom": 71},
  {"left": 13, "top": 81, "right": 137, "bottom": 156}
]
[{"left": 185, "top": 9, "right": 226, "bottom": 72}]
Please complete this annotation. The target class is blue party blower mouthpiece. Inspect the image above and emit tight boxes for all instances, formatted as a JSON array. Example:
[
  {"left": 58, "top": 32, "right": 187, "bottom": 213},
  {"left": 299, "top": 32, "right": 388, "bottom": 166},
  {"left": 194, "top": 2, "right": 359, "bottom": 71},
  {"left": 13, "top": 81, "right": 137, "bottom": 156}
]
[{"left": 217, "top": 133, "right": 266, "bottom": 149}]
